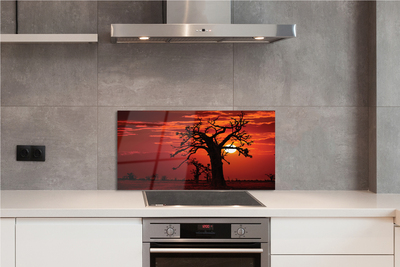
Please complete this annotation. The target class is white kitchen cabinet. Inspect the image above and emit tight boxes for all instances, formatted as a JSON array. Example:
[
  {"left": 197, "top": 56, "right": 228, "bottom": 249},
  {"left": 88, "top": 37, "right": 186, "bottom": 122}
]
[
  {"left": 16, "top": 218, "right": 142, "bottom": 267},
  {"left": 1, "top": 218, "right": 16, "bottom": 267},
  {"left": 271, "top": 255, "right": 393, "bottom": 267},
  {"left": 271, "top": 217, "right": 393, "bottom": 254},
  {"left": 396, "top": 227, "right": 399, "bottom": 267}
]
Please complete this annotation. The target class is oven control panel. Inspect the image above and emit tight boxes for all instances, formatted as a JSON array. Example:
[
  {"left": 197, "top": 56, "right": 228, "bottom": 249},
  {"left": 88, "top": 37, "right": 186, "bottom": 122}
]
[
  {"left": 147, "top": 223, "right": 181, "bottom": 239},
  {"left": 231, "top": 223, "right": 261, "bottom": 239},
  {"left": 143, "top": 218, "right": 269, "bottom": 241}
]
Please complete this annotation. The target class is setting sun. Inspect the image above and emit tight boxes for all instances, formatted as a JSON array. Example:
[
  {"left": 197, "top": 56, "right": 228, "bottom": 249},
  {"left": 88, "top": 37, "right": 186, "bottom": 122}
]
[{"left": 224, "top": 144, "right": 237, "bottom": 154}]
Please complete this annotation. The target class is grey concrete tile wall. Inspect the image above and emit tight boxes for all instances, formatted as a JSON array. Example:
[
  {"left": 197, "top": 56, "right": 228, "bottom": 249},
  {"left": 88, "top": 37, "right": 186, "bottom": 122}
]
[
  {"left": 1, "top": 44, "right": 97, "bottom": 107},
  {"left": 1, "top": 1, "right": 97, "bottom": 34},
  {"left": 276, "top": 107, "right": 369, "bottom": 190},
  {"left": 374, "top": 2, "right": 400, "bottom": 193},
  {"left": 0, "top": 1, "right": 2, "bottom": 187},
  {"left": 0, "top": 81, "right": 1, "bottom": 189},
  {"left": 369, "top": 1, "right": 377, "bottom": 109},
  {"left": 1, "top": 1, "right": 16, "bottom": 34},
  {"left": 369, "top": 106, "right": 377, "bottom": 193},
  {"left": 98, "top": 43, "right": 234, "bottom": 107},
  {"left": 0, "top": 1, "right": 380, "bottom": 191},
  {"left": 377, "top": 1, "right": 400, "bottom": 107},
  {"left": 98, "top": 107, "right": 119, "bottom": 190},
  {"left": 1, "top": 0, "right": 98, "bottom": 107},
  {"left": 17, "top": 1, "right": 97, "bottom": 34},
  {"left": 368, "top": 2, "right": 377, "bottom": 192},
  {"left": 376, "top": 107, "right": 400, "bottom": 193},
  {"left": 1, "top": 107, "right": 97, "bottom": 190},
  {"left": 233, "top": 1, "right": 372, "bottom": 107}
]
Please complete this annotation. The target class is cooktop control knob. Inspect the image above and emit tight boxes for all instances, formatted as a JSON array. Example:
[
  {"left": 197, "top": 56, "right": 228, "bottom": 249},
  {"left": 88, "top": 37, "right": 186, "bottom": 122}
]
[
  {"left": 166, "top": 226, "right": 175, "bottom": 236},
  {"left": 237, "top": 227, "right": 245, "bottom": 236}
]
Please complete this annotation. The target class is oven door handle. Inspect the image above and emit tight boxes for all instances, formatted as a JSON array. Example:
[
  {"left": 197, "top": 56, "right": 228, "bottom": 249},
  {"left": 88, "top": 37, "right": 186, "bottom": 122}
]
[{"left": 150, "top": 248, "right": 263, "bottom": 254}]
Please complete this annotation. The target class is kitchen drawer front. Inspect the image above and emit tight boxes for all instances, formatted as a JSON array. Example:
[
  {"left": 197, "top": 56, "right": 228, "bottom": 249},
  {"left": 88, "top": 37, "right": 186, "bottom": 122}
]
[
  {"left": 1, "top": 218, "right": 15, "bottom": 267},
  {"left": 271, "top": 217, "right": 393, "bottom": 254},
  {"left": 16, "top": 218, "right": 142, "bottom": 267},
  {"left": 271, "top": 255, "right": 394, "bottom": 267}
]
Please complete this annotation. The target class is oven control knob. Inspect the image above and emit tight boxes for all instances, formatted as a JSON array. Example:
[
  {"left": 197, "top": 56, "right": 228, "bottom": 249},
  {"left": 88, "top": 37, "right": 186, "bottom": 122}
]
[
  {"left": 237, "top": 227, "right": 245, "bottom": 236},
  {"left": 166, "top": 227, "right": 175, "bottom": 236}
]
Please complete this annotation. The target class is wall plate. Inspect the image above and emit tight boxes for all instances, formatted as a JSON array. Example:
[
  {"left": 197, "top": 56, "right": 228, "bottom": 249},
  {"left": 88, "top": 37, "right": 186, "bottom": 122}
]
[{"left": 17, "top": 145, "right": 45, "bottom": 162}]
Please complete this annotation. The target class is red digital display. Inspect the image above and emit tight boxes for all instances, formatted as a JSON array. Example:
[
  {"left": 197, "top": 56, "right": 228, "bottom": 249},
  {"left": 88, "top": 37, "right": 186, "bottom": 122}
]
[{"left": 198, "top": 224, "right": 213, "bottom": 231}]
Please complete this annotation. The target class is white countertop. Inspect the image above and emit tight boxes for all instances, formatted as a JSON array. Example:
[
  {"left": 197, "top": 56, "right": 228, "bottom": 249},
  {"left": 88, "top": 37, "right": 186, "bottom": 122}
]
[{"left": 1, "top": 190, "right": 400, "bottom": 223}]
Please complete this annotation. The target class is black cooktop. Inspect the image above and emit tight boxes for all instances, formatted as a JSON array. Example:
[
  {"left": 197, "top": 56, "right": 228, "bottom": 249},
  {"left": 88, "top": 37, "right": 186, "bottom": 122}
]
[{"left": 144, "top": 191, "right": 264, "bottom": 207}]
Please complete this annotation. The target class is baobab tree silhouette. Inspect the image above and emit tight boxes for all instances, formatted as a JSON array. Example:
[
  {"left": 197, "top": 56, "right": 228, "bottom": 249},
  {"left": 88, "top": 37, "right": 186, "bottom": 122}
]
[
  {"left": 127, "top": 172, "right": 136, "bottom": 180},
  {"left": 203, "top": 163, "right": 212, "bottom": 183},
  {"left": 171, "top": 112, "right": 253, "bottom": 188},
  {"left": 187, "top": 158, "right": 207, "bottom": 184}
]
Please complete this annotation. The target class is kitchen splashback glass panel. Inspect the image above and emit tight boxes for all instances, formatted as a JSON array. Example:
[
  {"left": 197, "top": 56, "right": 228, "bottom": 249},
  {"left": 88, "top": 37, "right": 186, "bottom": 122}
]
[{"left": 117, "top": 111, "right": 275, "bottom": 190}]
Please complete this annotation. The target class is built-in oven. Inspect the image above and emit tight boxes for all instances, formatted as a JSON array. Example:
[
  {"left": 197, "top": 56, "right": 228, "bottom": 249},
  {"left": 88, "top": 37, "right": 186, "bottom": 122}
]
[{"left": 142, "top": 218, "right": 270, "bottom": 267}]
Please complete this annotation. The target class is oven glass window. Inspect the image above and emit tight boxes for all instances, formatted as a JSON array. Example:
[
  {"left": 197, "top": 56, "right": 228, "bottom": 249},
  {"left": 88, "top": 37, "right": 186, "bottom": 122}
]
[{"left": 151, "top": 253, "right": 260, "bottom": 267}]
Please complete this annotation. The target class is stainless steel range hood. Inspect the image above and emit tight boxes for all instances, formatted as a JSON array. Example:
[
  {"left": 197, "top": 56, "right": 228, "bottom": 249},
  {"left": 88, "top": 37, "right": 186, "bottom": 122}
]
[{"left": 111, "top": 1, "right": 296, "bottom": 44}]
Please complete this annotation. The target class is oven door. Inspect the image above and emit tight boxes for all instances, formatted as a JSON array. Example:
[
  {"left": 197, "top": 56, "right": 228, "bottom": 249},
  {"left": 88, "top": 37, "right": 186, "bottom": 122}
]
[{"left": 143, "top": 242, "right": 269, "bottom": 267}]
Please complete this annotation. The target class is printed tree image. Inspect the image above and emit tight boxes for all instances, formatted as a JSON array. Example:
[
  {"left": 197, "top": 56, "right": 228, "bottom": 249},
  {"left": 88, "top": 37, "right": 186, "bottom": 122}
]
[
  {"left": 265, "top": 173, "right": 275, "bottom": 181},
  {"left": 171, "top": 112, "right": 253, "bottom": 188},
  {"left": 127, "top": 172, "right": 136, "bottom": 180},
  {"left": 203, "top": 163, "right": 212, "bottom": 182},
  {"left": 187, "top": 158, "right": 207, "bottom": 184}
]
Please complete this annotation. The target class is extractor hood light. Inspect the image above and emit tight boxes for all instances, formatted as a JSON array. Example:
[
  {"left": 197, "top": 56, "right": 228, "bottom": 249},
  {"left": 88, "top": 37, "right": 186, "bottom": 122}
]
[
  {"left": 254, "top": 37, "right": 265, "bottom": 40},
  {"left": 139, "top": 36, "right": 150, "bottom": 40}
]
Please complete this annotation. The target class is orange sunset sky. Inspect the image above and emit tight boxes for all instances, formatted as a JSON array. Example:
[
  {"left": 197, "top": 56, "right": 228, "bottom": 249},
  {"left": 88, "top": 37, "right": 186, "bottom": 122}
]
[{"left": 117, "top": 111, "right": 275, "bottom": 185}]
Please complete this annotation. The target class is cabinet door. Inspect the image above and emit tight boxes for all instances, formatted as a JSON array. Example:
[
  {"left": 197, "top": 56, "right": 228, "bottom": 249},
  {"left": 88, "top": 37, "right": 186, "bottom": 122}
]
[
  {"left": 271, "top": 217, "right": 393, "bottom": 254},
  {"left": 396, "top": 227, "right": 399, "bottom": 267},
  {"left": 16, "top": 218, "right": 142, "bottom": 267},
  {"left": 1, "top": 218, "right": 16, "bottom": 267},
  {"left": 272, "top": 255, "right": 393, "bottom": 267}
]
